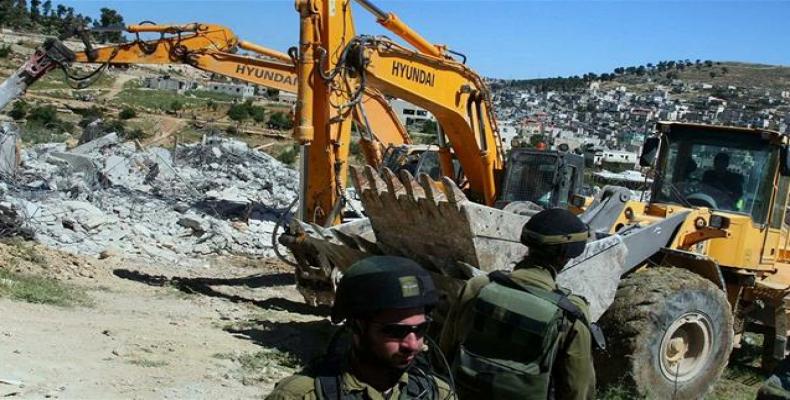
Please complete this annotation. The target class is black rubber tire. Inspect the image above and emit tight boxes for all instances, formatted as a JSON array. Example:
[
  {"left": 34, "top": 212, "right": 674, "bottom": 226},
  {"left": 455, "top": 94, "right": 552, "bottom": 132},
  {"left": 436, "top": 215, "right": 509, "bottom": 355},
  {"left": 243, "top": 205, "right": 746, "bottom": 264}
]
[{"left": 596, "top": 267, "right": 734, "bottom": 399}]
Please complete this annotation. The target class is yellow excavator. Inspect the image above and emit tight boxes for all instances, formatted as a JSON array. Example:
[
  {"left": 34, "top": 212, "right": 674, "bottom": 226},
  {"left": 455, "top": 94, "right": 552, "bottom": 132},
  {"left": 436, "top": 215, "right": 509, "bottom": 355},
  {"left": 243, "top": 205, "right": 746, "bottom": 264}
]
[
  {"left": 280, "top": 1, "right": 790, "bottom": 398},
  {"left": 0, "top": 22, "right": 410, "bottom": 167},
  {"left": 282, "top": 0, "right": 606, "bottom": 302}
]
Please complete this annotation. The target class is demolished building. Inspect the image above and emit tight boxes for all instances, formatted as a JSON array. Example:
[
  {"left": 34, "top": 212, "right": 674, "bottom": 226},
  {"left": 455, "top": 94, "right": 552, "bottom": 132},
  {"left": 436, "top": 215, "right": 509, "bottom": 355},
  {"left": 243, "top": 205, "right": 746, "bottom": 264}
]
[{"left": 0, "top": 130, "right": 298, "bottom": 267}]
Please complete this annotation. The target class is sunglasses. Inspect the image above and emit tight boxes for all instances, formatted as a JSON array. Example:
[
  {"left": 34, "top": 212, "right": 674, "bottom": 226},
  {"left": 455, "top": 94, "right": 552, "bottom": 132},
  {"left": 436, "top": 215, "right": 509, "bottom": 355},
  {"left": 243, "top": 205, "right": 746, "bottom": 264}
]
[{"left": 369, "top": 318, "right": 432, "bottom": 340}]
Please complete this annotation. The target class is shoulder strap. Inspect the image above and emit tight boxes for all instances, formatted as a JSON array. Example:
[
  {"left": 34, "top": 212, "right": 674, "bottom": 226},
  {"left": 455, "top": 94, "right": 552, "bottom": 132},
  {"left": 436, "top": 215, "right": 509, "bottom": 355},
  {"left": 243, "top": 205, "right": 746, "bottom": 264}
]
[
  {"left": 403, "top": 367, "right": 438, "bottom": 400},
  {"left": 316, "top": 374, "right": 342, "bottom": 400},
  {"left": 488, "top": 270, "right": 606, "bottom": 350}
]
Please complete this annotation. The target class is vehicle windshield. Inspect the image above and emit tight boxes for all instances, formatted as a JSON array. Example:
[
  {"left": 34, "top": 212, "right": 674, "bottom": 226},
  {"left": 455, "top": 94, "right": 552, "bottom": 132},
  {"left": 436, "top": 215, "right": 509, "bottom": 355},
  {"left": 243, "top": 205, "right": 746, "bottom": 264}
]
[
  {"left": 652, "top": 129, "right": 777, "bottom": 221},
  {"left": 500, "top": 152, "right": 560, "bottom": 208}
]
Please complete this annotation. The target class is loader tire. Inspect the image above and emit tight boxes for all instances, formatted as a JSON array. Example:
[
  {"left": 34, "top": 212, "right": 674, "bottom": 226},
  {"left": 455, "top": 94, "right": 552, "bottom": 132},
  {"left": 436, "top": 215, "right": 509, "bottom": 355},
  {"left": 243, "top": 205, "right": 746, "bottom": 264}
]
[{"left": 596, "top": 267, "right": 733, "bottom": 399}]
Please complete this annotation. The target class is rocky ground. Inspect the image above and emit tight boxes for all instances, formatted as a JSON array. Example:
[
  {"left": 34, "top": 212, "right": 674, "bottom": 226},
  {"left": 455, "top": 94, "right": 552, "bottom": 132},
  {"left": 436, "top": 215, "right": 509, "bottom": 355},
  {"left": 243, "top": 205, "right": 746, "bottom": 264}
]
[{"left": 0, "top": 239, "right": 332, "bottom": 399}]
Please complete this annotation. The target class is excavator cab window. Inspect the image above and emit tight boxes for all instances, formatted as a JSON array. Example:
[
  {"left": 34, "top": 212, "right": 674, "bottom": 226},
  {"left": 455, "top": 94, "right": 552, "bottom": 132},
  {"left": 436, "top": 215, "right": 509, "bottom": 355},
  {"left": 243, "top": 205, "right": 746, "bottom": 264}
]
[
  {"left": 653, "top": 127, "right": 778, "bottom": 222},
  {"left": 499, "top": 150, "right": 560, "bottom": 209},
  {"left": 414, "top": 150, "right": 443, "bottom": 180}
]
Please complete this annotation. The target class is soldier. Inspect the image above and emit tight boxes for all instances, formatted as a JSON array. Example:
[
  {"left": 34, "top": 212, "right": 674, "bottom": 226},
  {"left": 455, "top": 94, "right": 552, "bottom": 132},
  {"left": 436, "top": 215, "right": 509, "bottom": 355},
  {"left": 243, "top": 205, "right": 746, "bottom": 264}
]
[
  {"left": 267, "top": 256, "right": 454, "bottom": 400},
  {"left": 440, "top": 208, "right": 597, "bottom": 400}
]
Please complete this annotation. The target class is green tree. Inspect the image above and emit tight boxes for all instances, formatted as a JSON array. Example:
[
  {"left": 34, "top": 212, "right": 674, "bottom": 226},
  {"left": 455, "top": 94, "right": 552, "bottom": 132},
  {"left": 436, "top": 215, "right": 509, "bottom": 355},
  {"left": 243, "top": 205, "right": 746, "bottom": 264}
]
[
  {"left": 227, "top": 102, "right": 249, "bottom": 122},
  {"left": 2, "top": 0, "right": 31, "bottom": 29},
  {"left": 41, "top": 0, "right": 49, "bottom": 17},
  {"left": 29, "top": 0, "right": 40, "bottom": 21},
  {"left": 250, "top": 106, "right": 266, "bottom": 123},
  {"left": 169, "top": 100, "right": 183, "bottom": 113},
  {"left": 92, "top": 7, "right": 124, "bottom": 43},
  {"left": 267, "top": 111, "right": 293, "bottom": 130}
]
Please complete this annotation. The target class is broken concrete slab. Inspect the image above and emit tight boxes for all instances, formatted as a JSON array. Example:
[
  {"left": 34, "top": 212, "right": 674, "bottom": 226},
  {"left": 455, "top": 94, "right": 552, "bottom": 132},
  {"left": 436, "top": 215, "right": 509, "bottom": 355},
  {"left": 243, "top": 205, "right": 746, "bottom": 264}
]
[
  {"left": 177, "top": 215, "right": 209, "bottom": 234},
  {"left": 70, "top": 132, "right": 118, "bottom": 155},
  {"left": 5, "top": 136, "right": 298, "bottom": 265},
  {"left": 0, "top": 122, "right": 19, "bottom": 178},
  {"left": 49, "top": 152, "right": 98, "bottom": 181},
  {"left": 102, "top": 155, "right": 131, "bottom": 186}
]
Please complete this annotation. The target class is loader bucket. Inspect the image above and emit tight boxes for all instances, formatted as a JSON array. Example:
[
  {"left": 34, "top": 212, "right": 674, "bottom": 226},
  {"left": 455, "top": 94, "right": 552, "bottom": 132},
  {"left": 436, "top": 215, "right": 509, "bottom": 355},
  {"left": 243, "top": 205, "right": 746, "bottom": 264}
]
[
  {"left": 283, "top": 166, "right": 687, "bottom": 321},
  {"left": 350, "top": 166, "right": 530, "bottom": 277}
]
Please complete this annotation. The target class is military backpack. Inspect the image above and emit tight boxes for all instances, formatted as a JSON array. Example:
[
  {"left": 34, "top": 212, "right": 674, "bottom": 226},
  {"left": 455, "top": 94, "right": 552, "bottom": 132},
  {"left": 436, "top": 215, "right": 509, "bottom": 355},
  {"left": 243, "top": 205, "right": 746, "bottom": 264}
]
[{"left": 453, "top": 270, "right": 592, "bottom": 400}]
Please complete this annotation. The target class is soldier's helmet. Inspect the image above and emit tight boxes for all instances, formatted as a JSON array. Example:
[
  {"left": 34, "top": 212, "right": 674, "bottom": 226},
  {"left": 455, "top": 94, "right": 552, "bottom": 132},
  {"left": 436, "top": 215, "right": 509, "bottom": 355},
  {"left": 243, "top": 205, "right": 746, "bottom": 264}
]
[
  {"left": 520, "top": 208, "right": 589, "bottom": 259},
  {"left": 331, "top": 256, "right": 438, "bottom": 324}
]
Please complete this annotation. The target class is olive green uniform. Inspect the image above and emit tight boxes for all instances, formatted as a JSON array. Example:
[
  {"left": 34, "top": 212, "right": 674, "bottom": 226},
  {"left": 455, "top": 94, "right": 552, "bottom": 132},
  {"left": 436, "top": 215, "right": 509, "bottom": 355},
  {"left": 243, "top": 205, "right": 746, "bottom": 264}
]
[
  {"left": 758, "top": 357, "right": 790, "bottom": 400},
  {"left": 439, "top": 264, "right": 595, "bottom": 400},
  {"left": 267, "top": 364, "right": 452, "bottom": 400}
]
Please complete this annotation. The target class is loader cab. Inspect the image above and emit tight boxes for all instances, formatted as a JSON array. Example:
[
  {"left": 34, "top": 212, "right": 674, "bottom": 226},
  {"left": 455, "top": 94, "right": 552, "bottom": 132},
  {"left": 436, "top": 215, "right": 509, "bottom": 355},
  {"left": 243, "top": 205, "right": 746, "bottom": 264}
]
[
  {"left": 495, "top": 148, "right": 584, "bottom": 210},
  {"left": 649, "top": 123, "right": 782, "bottom": 222}
]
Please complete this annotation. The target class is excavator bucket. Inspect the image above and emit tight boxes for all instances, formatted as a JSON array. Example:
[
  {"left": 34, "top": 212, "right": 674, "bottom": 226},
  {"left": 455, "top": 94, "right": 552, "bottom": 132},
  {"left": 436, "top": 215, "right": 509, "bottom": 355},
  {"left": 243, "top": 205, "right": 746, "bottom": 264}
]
[
  {"left": 284, "top": 166, "right": 688, "bottom": 321},
  {"left": 0, "top": 39, "right": 75, "bottom": 111}
]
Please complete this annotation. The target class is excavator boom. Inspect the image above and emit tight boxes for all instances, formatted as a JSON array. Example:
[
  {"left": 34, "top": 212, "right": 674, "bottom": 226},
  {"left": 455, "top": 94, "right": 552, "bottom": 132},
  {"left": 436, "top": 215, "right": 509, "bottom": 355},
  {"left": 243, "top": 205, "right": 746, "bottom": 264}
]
[{"left": 0, "top": 22, "right": 409, "bottom": 166}]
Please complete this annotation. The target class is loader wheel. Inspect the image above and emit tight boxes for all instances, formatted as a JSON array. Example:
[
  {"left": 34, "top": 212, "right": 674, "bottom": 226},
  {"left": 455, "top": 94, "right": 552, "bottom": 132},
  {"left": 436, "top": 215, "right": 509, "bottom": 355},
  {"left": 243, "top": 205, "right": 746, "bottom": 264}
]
[{"left": 596, "top": 267, "right": 733, "bottom": 399}]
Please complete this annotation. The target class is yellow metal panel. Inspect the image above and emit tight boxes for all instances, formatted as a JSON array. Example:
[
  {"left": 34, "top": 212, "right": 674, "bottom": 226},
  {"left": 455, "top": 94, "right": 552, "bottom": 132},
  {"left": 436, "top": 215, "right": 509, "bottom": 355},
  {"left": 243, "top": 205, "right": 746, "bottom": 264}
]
[{"left": 363, "top": 48, "right": 502, "bottom": 204}]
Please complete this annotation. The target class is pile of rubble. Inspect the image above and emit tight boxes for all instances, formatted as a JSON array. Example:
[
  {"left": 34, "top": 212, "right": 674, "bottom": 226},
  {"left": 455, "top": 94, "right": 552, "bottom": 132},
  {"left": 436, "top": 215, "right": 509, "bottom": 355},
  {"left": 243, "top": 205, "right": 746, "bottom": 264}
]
[{"left": 0, "top": 125, "right": 299, "bottom": 267}]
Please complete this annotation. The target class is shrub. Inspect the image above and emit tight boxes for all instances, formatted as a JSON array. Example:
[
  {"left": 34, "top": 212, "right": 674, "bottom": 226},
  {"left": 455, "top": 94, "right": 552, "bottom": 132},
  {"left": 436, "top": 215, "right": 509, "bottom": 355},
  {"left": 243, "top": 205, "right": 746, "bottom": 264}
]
[
  {"left": 250, "top": 106, "right": 266, "bottom": 123},
  {"left": 0, "top": 45, "right": 11, "bottom": 58},
  {"left": 123, "top": 128, "right": 147, "bottom": 141},
  {"left": 102, "top": 119, "right": 126, "bottom": 135},
  {"left": 267, "top": 112, "right": 293, "bottom": 130},
  {"left": 119, "top": 107, "right": 136, "bottom": 120},
  {"left": 8, "top": 100, "right": 28, "bottom": 121},
  {"left": 169, "top": 100, "right": 183, "bottom": 113},
  {"left": 277, "top": 145, "right": 298, "bottom": 165},
  {"left": 77, "top": 106, "right": 105, "bottom": 127},
  {"left": 26, "top": 105, "right": 59, "bottom": 127},
  {"left": 227, "top": 102, "right": 249, "bottom": 122}
]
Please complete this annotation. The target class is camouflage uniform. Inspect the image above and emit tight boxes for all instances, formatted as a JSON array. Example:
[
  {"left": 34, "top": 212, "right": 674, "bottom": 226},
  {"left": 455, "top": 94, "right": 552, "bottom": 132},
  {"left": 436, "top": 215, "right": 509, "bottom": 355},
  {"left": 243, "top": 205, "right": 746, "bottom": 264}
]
[
  {"left": 266, "top": 360, "right": 452, "bottom": 400},
  {"left": 439, "top": 263, "right": 595, "bottom": 400},
  {"left": 759, "top": 357, "right": 790, "bottom": 400}
]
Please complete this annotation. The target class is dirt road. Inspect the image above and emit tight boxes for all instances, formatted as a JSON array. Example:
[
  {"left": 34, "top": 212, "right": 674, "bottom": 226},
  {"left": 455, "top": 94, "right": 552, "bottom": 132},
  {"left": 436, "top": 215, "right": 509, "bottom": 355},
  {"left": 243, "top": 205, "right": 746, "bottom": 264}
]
[{"left": 0, "top": 242, "right": 329, "bottom": 399}]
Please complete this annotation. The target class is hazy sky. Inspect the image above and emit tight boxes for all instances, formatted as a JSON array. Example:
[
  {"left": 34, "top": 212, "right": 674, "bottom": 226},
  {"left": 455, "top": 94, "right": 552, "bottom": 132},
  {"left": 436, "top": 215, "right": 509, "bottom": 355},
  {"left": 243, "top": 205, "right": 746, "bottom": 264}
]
[{"left": 60, "top": 0, "right": 790, "bottom": 79}]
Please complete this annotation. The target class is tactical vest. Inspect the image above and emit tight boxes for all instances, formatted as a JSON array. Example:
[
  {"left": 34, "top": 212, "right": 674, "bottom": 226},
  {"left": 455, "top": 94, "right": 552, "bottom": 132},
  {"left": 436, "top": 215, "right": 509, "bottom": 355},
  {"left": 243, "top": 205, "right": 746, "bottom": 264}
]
[
  {"left": 313, "top": 362, "right": 439, "bottom": 400},
  {"left": 453, "top": 270, "right": 588, "bottom": 400}
]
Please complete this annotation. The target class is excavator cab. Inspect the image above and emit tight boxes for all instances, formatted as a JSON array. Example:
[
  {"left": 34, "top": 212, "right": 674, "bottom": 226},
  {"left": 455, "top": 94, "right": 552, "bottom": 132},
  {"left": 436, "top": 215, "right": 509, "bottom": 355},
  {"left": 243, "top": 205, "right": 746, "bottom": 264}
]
[
  {"left": 381, "top": 144, "right": 461, "bottom": 181},
  {"left": 495, "top": 148, "right": 584, "bottom": 211}
]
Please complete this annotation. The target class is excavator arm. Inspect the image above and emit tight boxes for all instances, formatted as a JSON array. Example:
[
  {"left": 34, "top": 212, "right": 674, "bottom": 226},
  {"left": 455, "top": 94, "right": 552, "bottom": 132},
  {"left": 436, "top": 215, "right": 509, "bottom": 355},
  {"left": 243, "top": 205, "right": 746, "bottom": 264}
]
[
  {"left": 0, "top": 22, "right": 409, "bottom": 166},
  {"left": 293, "top": 0, "right": 504, "bottom": 225},
  {"left": 344, "top": 36, "right": 505, "bottom": 204}
]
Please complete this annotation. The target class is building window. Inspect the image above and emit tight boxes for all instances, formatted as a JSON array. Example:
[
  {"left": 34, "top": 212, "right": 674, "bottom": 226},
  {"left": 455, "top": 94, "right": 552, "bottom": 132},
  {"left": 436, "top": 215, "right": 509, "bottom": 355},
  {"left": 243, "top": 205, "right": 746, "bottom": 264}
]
[
  {"left": 416, "top": 110, "right": 427, "bottom": 117},
  {"left": 403, "top": 109, "right": 415, "bottom": 115}
]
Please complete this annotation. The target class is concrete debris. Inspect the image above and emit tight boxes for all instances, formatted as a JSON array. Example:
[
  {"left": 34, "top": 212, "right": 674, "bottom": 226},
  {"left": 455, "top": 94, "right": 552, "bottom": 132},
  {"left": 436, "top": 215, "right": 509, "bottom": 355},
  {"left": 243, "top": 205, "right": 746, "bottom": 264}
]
[
  {"left": 0, "top": 134, "right": 298, "bottom": 267},
  {"left": 0, "top": 122, "right": 19, "bottom": 179}
]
